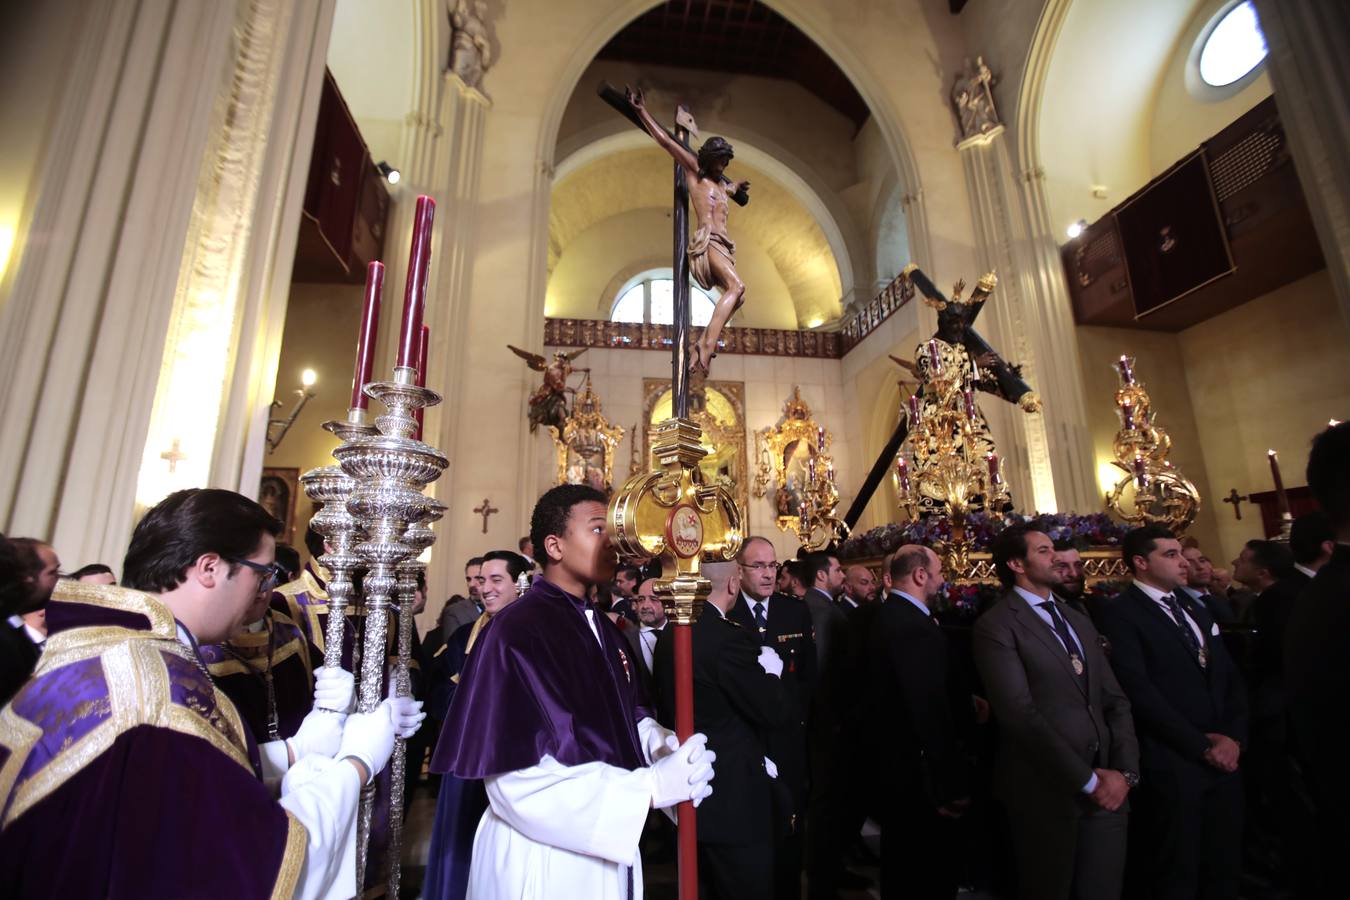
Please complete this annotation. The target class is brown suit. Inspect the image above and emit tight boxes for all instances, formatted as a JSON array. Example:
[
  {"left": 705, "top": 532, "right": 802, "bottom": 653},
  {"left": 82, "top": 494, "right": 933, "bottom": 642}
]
[{"left": 973, "top": 590, "right": 1139, "bottom": 900}]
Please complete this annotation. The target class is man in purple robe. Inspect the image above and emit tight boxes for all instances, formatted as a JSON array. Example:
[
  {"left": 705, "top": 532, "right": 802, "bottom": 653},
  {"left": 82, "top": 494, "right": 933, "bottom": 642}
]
[
  {"left": 437, "top": 484, "right": 717, "bottom": 899},
  {"left": 0, "top": 488, "right": 419, "bottom": 899}
]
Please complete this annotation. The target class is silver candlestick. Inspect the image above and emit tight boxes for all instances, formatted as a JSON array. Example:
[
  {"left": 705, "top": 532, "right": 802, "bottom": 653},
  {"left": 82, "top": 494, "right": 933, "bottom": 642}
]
[
  {"left": 335, "top": 366, "right": 448, "bottom": 890},
  {"left": 386, "top": 495, "right": 445, "bottom": 899}
]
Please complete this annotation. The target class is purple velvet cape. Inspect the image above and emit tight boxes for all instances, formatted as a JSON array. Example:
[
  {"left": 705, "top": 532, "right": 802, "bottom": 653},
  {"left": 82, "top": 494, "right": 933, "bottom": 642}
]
[
  {"left": 432, "top": 577, "right": 652, "bottom": 779},
  {"left": 0, "top": 583, "right": 305, "bottom": 899},
  {"left": 199, "top": 609, "right": 318, "bottom": 741}
]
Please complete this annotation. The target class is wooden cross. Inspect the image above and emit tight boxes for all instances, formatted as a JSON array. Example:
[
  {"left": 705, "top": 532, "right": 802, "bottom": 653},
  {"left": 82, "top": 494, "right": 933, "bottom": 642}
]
[
  {"left": 160, "top": 438, "right": 187, "bottom": 474},
  {"left": 1222, "top": 488, "right": 1248, "bottom": 520},
  {"left": 473, "top": 498, "right": 498, "bottom": 534}
]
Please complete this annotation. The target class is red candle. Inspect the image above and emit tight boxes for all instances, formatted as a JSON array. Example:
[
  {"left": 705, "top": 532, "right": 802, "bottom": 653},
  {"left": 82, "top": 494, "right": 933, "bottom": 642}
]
[
  {"left": 1132, "top": 454, "right": 1149, "bottom": 488},
  {"left": 396, "top": 195, "right": 437, "bottom": 369},
  {"left": 350, "top": 261, "right": 385, "bottom": 409},
  {"left": 1120, "top": 399, "right": 1135, "bottom": 430},
  {"left": 908, "top": 395, "right": 922, "bottom": 424},
  {"left": 896, "top": 456, "right": 911, "bottom": 493},
  {"left": 807, "top": 457, "right": 817, "bottom": 484},
  {"left": 817, "top": 425, "right": 826, "bottom": 452},
  {"left": 963, "top": 388, "right": 977, "bottom": 421},
  {"left": 986, "top": 452, "right": 1001, "bottom": 486},
  {"left": 927, "top": 340, "right": 943, "bottom": 373},
  {"left": 826, "top": 460, "right": 835, "bottom": 482},
  {"left": 414, "top": 324, "right": 430, "bottom": 440}
]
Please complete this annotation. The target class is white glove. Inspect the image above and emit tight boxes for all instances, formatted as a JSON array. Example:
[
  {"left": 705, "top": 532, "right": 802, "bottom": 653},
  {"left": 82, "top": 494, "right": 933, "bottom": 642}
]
[
  {"left": 313, "top": 666, "right": 355, "bottom": 713},
  {"left": 287, "top": 708, "right": 345, "bottom": 761},
  {"left": 650, "top": 733, "right": 716, "bottom": 809},
  {"left": 757, "top": 646, "right": 783, "bottom": 678},
  {"left": 386, "top": 694, "right": 426, "bottom": 739},
  {"left": 337, "top": 704, "right": 396, "bottom": 784},
  {"left": 639, "top": 717, "right": 680, "bottom": 764}
]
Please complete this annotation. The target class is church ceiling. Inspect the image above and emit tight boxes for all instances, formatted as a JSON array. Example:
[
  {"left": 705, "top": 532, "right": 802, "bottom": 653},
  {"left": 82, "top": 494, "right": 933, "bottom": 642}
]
[
  {"left": 549, "top": 145, "right": 843, "bottom": 323},
  {"left": 597, "top": 0, "right": 870, "bottom": 130}
]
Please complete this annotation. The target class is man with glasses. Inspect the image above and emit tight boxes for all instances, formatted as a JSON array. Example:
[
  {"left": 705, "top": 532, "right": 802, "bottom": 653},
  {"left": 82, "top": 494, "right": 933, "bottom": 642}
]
[{"left": 731, "top": 535, "right": 815, "bottom": 899}]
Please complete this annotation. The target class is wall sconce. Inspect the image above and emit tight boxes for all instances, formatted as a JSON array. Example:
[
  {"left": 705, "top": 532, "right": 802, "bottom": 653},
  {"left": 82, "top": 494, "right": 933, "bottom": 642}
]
[{"left": 267, "top": 368, "right": 317, "bottom": 454}]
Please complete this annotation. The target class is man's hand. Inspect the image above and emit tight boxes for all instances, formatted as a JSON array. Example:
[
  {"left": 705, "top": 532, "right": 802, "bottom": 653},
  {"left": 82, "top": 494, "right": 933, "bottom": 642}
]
[
  {"left": 971, "top": 694, "right": 990, "bottom": 725},
  {"left": 1203, "top": 733, "right": 1240, "bottom": 772},
  {"left": 1089, "top": 769, "right": 1129, "bottom": 811},
  {"left": 975, "top": 352, "right": 998, "bottom": 368},
  {"left": 287, "top": 708, "right": 345, "bottom": 762},
  {"left": 757, "top": 646, "right": 783, "bottom": 678},
  {"left": 313, "top": 666, "right": 355, "bottom": 714},
  {"left": 732, "top": 179, "right": 751, "bottom": 195},
  {"left": 626, "top": 85, "right": 645, "bottom": 110}
]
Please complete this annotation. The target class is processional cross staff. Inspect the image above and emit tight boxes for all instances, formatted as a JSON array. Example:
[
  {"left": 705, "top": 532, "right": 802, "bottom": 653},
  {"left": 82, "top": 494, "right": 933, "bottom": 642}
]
[{"left": 600, "top": 84, "right": 744, "bottom": 900}]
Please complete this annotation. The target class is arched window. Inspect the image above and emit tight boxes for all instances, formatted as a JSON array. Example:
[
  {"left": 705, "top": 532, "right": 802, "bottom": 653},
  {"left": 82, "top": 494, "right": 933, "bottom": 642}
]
[{"left": 610, "top": 277, "right": 716, "bottom": 326}]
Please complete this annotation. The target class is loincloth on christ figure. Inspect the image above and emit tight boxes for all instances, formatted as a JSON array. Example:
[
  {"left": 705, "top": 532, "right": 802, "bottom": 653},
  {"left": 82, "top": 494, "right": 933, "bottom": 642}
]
[{"left": 688, "top": 224, "right": 736, "bottom": 291}]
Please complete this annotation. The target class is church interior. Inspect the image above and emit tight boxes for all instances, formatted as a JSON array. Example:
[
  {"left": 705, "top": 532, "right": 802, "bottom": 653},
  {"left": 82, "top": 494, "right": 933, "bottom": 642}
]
[{"left": 3, "top": 0, "right": 1349, "bottom": 897}]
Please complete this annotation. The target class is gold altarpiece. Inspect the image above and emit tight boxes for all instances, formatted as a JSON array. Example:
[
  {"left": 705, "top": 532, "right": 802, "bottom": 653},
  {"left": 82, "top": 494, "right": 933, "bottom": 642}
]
[{"left": 642, "top": 378, "right": 748, "bottom": 527}]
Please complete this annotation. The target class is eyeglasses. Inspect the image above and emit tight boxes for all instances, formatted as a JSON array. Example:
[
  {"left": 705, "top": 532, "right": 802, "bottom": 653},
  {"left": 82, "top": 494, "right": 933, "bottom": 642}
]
[
  {"left": 231, "top": 558, "right": 285, "bottom": 594},
  {"left": 740, "top": 562, "right": 781, "bottom": 572}
]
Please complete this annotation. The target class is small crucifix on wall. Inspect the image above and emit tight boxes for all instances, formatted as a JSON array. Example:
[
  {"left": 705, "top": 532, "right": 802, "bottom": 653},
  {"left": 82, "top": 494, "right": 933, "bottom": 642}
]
[
  {"left": 1222, "top": 488, "right": 1248, "bottom": 520},
  {"left": 473, "top": 497, "right": 498, "bottom": 534},
  {"left": 161, "top": 438, "right": 187, "bottom": 474}
]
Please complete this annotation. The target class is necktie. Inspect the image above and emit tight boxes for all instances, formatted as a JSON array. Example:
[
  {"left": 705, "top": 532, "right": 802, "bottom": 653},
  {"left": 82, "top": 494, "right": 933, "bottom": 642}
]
[
  {"left": 752, "top": 602, "right": 767, "bottom": 641},
  {"left": 1162, "top": 594, "right": 1206, "bottom": 667},
  {"left": 1038, "top": 601, "right": 1086, "bottom": 680}
]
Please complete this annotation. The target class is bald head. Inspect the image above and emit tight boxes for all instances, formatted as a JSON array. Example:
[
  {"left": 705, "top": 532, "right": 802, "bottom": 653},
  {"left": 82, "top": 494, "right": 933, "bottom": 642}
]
[
  {"left": 703, "top": 561, "right": 741, "bottom": 614},
  {"left": 844, "top": 564, "right": 878, "bottom": 604},
  {"left": 888, "top": 544, "right": 943, "bottom": 606}
]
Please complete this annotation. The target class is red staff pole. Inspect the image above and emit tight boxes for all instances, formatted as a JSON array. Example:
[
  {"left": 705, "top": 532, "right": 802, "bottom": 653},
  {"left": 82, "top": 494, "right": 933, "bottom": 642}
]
[{"left": 672, "top": 622, "right": 698, "bottom": 900}]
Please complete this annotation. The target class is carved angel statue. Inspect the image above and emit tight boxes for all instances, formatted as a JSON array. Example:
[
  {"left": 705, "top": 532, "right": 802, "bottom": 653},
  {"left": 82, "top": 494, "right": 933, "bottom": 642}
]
[
  {"left": 450, "top": 0, "right": 492, "bottom": 88},
  {"left": 507, "top": 345, "right": 588, "bottom": 433}
]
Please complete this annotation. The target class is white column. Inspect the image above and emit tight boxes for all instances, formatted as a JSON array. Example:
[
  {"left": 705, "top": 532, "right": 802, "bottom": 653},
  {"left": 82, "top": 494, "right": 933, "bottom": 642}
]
[
  {"left": 0, "top": 0, "right": 239, "bottom": 564},
  {"left": 1254, "top": 0, "right": 1350, "bottom": 331},
  {"left": 957, "top": 126, "right": 1098, "bottom": 514}
]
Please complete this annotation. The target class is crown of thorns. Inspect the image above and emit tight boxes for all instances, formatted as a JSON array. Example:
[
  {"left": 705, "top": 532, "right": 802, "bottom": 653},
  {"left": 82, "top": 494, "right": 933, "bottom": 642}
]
[{"left": 697, "top": 136, "right": 735, "bottom": 169}]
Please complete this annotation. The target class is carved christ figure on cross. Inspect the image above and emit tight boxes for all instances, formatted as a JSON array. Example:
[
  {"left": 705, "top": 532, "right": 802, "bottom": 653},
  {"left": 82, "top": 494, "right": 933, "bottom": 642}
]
[{"left": 626, "top": 86, "right": 749, "bottom": 375}]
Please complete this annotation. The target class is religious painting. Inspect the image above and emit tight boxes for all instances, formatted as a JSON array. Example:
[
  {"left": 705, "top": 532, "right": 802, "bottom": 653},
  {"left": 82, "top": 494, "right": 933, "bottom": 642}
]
[
  {"left": 642, "top": 378, "right": 748, "bottom": 528},
  {"left": 553, "top": 375, "right": 624, "bottom": 493},
  {"left": 259, "top": 467, "right": 300, "bottom": 545},
  {"left": 753, "top": 387, "right": 833, "bottom": 539}
]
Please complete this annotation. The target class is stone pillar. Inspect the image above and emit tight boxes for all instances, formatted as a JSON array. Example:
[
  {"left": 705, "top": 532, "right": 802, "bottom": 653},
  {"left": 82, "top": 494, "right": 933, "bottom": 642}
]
[
  {"left": 0, "top": 0, "right": 240, "bottom": 564},
  {"left": 1254, "top": 0, "right": 1350, "bottom": 331},
  {"left": 957, "top": 125, "right": 1098, "bottom": 514}
]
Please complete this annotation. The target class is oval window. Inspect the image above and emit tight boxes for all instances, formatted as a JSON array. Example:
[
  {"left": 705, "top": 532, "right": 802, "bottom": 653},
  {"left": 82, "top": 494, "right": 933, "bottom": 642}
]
[{"left": 1198, "top": 1, "right": 1267, "bottom": 87}]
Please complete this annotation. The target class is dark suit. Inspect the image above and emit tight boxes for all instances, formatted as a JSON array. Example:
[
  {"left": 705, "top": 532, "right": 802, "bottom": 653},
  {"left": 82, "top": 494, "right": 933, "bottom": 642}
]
[
  {"left": 1181, "top": 586, "right": 1237, "bottom": 627},
  {"left": 624, "top": 622, "right": 664, "bottom": 702},
  {"left": 973, "top": 590, "right": 1139, "bottom": 900},
  {"left": 729, "top": 591, "right": 815, "bottom": 898},
  {"left": 0, "top": 618, "right": 41, "bottom": 706},
  {"left": 654, "top": 607, "right": 796, "bottom": 900},
  {"left": 1097, "top": 584, "right": 1247, "bottom": 900},
  {"left": 866, "top": 591, "right": 971, "bottom": 900},
  {"left": 610, "top": 595, "right": 639, "bottom": 625},
  {"left": 1284, "top": 546, "right": 1350, "bottom": 892}
]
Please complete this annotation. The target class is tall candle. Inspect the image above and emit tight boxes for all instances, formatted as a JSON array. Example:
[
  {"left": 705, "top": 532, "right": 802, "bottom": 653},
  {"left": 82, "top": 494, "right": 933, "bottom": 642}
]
[
  {"left": 970, "top": 355, "right": 980, "bottom": 384},
  {"left": 1132, "top": 454, "right": 1149, "bottom": 489},
  {"left": 1116, "top": 355, "right": 1135, "bottom": 385},
  {"left": 350, "top": 261, "right": 385, "bottom": 409},
  {"left": 807, "top": 457, "right": 817, "bottom": 484},
  {"left": 1120, "top": 399, "right": 1135, "bottom": 430},
  {"left": 413, "top": 324, "right": 430, "bottom": 440},
  {"left": 926, "top": 339, "right": 943, "bottom": 373},
  {"left": 986, "top": 452, "right": 1001, "bottom": 485},
  {"left": 1268, "top": 449, "right": 1290, "bottom": 517},
  {"left": 963, "top": 388, "right": 977, "bottom": 421},
  {"left": 908, "top": 394, "right": 922, "bottom": 424},
  {"left": 396, "top": 195, "right": 437, "bottom": 369},
  {"left": 817, "top": 425, "right": 826, "bottom": 452},
  {"left": 826, "top": 460, "right": 835, "bottom": 482},
  {"left": 896, "top": 456, "right": 911, "bottom": 494}
]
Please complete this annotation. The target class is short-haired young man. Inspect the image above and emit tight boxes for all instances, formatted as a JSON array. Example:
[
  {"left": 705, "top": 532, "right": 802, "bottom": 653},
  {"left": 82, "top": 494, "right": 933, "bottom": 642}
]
[
  {"left": 0, "top": 488, "right": 414, "bottom": 899},
  {"left": 976, "top": 524, "right": 1138, "bottom": 900},
  {"left": 437, "top": 484, "right": 716, "bottom": 898},
  {"left": 1096, "top": 524, "right": 1247, "bottom": 900}
]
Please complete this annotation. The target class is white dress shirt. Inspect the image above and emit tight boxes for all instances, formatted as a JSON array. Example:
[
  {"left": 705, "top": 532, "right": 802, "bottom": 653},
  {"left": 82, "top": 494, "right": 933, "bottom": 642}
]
[
  {"left": 637, "top": 624, "right": 664, "bottom": 671},
  {"left": 1133, "top": 579, "right": 1213, "bottom": 641},
  {"left": 1012, "top": 586, "right": 1085, "bottom": 657},
  {"left": 1294, "top": 563, "right": 1317, "bottom": 580},
  {"left": 888, "top": 590, "right": 932, "bottom": 619}
]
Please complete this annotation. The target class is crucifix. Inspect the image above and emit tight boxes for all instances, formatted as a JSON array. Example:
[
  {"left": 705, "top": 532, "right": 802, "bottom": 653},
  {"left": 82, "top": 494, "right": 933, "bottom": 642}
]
[
  {"left": 472, "top": 498, "right": 498, "bottom": 534},
  {"left": 160, "top": 438, "right": 186, "bottom": 474},
  {"left": 1222, "top": 488, "right": 1248, "bottom": 520}
]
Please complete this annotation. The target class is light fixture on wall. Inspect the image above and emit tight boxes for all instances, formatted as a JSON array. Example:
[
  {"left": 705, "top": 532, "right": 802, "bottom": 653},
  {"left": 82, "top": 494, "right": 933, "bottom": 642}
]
[
  {"left": 376, "top": 161, "right": 401, "bottom": 185},
  {"left": 1066, "top": 219, "right": 1088, "bottom": 239},
  {"left": 267, "top": 368, "right": 317, "bottom": 454}
]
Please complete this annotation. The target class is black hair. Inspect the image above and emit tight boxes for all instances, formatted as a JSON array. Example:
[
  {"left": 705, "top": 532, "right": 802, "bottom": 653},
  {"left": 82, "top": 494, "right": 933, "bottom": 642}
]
[
  {"left": 888, "top": 547, "right": 930, "bottom": 583},
  {"left": 1052, "top": 536, "right": 1087, "bottom": 553},
  {"left": 0, "top": 535, "right": 34, "bottom": 618},
  {"left": 9, "top": 538, "right": 53, "bottom": 614},
  {"left": 615, "top": 564, "right": 642, "bottom": 584},
  {"left": 304, "top": 526, "right": 325, "bottom": 562},
  {"left": 1307, "top": 421, "right": 1350, "bottom": 527},
  {"left": 799, "top": 551, "right": 837, "bottom": 588},
  {"left": 481, "top": 550, "right": 531, "bottom": 582},
  {"left": 518, "top": 536, "right": 532, "bottom": 553},
  {"left": 274, "top": 544, "right": 301, "bottom": 582},
  {"left": 1121, "top": 524, "right": 1176, "bottom": 574},
  {"left": 69, "top": 563, "right": 115, "bottom": 581},
  {"left": 992, "top": 523, "right": 1037, "bottom": 588},
  {"left": 784, "top": 559, "right": 809, "bottom": 586},
  {"left": 529, "top": 484, "right": 608, "bottom": 570},
  {"left": 466, "top": 556, "right": 485, "bottom": 569},
  {"left": 1290, "top": 511, "right": 1334, "bottom": 565},
  {"left": 123, "top": 489, "right": 281, "bottom": 593},
  {"left": 696, "top": 136, "right": 734, "bottom": 174},
  {"left": 1244, "top": 539, "right": 1294, "bottom": 579}
]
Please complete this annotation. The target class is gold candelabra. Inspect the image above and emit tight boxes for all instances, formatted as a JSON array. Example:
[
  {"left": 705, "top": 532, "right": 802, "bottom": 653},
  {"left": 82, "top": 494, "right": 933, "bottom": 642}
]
[
  {"left": 752, "top": 388, "right": 847, "bottom": 550},
  {"left": 895, "top": 338, "right": 1010, "bottom": 572},
  {"left": 1103, "top": 355, "right": 1200, "bottom": 532},
  {"left": 793, "top": 426, "right": 848, "bottom": 551}
]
